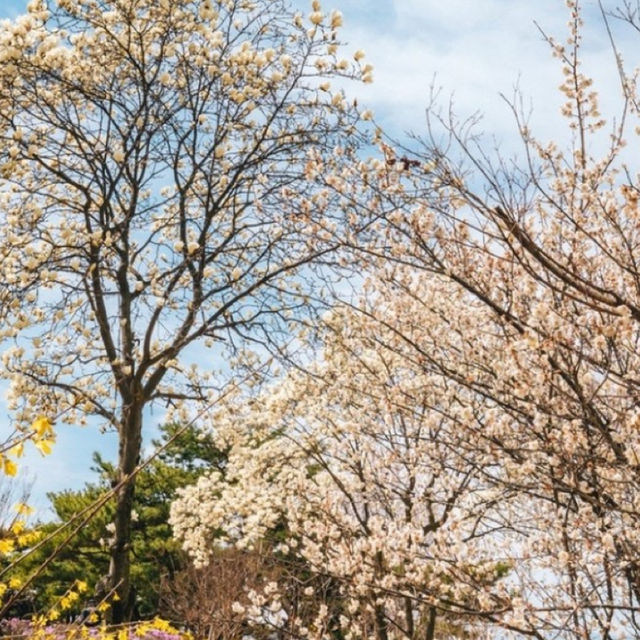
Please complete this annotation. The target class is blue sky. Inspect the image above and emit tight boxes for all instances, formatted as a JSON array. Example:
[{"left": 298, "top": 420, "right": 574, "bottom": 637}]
[{"left": 0, "top": 0, "right": 631, "bottom": 516}]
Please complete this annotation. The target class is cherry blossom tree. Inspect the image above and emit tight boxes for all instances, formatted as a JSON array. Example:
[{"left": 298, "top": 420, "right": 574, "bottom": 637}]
[
  {"left": 0, "top": 0, "right": 371, "bottom": 621},
  {"left": 343, "top": 2, "right": 640, "bottom": 637}
]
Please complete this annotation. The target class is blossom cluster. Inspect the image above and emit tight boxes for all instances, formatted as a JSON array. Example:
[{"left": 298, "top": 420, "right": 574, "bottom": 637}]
[{"left": 171, "top": 296, "right": 511, "bottom": 639}]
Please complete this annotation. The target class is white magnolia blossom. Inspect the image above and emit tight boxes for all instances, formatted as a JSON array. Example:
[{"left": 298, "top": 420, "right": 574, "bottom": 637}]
[{"left": 0, "top": 0, "right": 373, "bottom": 620}]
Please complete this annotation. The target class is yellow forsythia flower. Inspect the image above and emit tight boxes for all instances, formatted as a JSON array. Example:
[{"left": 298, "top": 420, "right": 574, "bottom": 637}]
[
  {"left": 17, "top": 531, "right": 41, "bottom": 547},
  {"left": 15, "top": 502, "right": 34, "bottom": 515},
  {"left": 0, "top": 539, "right": 15, "bottom": 554},
  {"left": 32, "top": 416, "right": 52, "bottom": 437},
  {"left": 9, "top": 443, "right": 23, "bottom": 458},
  {"left": 34, "top": 439, "right": 54, "bottom": 455},
  {"left": 3, "top": 458, "right": 18, "bottom": 476},
  {"left": 10, "top": 520, "right": 25, "bottom": 535},
  {"left": 152, "top": 618, "right": 172, "bottom": 632}
]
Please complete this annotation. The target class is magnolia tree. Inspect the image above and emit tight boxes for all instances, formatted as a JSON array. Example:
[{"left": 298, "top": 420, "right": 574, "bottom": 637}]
[
  {"left": 171, "top": 298, "right": 517, "bottom": 640},
  {"left": 0, "top": 0, "right": 373, "bottom": 621}
]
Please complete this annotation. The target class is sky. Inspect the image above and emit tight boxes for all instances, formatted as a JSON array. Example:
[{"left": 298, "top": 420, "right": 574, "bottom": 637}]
[{"left": 0, "top": 0, "right": 633, "bottom": 517}]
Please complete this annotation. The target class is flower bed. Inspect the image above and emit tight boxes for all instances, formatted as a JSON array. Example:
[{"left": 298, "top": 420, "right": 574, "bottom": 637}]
[{"left": 0, "top": 618, "right": 192, "bottom": 640}]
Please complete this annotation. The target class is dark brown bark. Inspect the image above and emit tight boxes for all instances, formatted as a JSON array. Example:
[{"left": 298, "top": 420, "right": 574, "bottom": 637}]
[
  {"left": 424, "top": 607, "right": 437, "bottom": 640},
  {"left": 109, "top": 401, "right": 143, "bottom": 623},
  {"left": 373, "top": 603, "right": 389, "bottom": 640}
]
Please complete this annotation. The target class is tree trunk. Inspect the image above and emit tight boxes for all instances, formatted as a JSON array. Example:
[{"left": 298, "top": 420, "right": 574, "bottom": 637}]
[
  {"left": 425, "top": 606, "right": 436, "bottom": 640},
  {"left": 404, "top": 595, "right": 414, "bottom": 639},
  {"left": 373, "top": 603, "right": 389, "bottom": 640},
  {"left": 109, "top": 401, "right": 143, "bottom": 623}
]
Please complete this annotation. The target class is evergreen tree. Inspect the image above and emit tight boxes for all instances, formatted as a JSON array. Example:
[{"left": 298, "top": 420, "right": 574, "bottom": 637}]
[{"left": 4, "top": 424, "right": 224, "bottom": 618}]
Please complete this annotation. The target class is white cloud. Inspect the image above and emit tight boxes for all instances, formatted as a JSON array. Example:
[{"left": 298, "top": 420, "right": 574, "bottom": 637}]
[{"left": 330, "top": 0, "right": 634, "bottom": 155}]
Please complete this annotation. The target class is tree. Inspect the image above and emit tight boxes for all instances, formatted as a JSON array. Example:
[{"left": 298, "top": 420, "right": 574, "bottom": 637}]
[
  {"left": 330, "top": 1, "right": 640, "bottom": 636},
  {"left": 0, "top": 0, "right": 371, "bottom": 621},
  {"left": 171, "top": 302, "right": 512, "bottom": 640},
  {"left": 159, "top": 546, "right": 281, "bottom": 639}
]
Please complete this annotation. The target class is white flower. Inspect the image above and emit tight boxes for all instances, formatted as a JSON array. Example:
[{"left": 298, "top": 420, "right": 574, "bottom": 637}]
[{"left": 231, "top": 601, "right": 245, "bottom": 614}]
